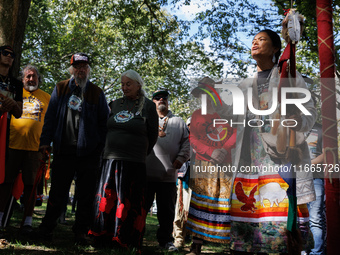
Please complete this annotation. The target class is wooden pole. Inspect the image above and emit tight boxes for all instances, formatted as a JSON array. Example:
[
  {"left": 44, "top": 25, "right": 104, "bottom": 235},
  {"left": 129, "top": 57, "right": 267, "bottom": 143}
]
[{"left": 316, "top": 1, "right": 340, "bottom": 254}]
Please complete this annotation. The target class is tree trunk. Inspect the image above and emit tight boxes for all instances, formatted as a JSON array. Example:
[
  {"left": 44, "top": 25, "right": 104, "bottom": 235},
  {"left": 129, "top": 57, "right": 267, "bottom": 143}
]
[
  {"left": 316, "top": 1, "right": 340, "bottom": 255},
  {"left": 0, "top": 0, "right": 31, "bottom": 77}
]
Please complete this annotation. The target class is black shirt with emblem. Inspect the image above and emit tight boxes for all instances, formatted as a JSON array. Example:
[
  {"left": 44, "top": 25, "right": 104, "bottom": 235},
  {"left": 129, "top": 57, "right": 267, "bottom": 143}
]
[
  {"left": 0, "top": 75, "right": 23, "bottom": 117},
  {"left": 60, "top": 83, "right": 82, "bottom": 155}
]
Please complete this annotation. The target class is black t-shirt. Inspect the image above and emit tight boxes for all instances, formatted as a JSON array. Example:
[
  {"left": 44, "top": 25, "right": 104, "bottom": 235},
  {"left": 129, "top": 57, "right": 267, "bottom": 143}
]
[
  {"left": 0, "top": 75, "right": 23, "bottom": 117},
  {"left": 104, "top": 97, "right": 158, "bottom": 163},
  {"left": 60, "top": 84, "right": 82, "bottom": 155},
  {"left": 0, "top": 75, "right": 23, "bottom": 160},
  {"left": 257, "top": 69, "right": 272, "bottom": 95}
]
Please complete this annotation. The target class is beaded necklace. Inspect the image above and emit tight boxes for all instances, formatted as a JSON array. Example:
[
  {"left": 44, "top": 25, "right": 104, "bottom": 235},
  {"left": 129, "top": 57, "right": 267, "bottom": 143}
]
[
  {"left": 120, "top": 96, "right": 139, "bottom": 113},
  {"left": 158, "top": 116, "right": 169, "bottom": 137},
  {"left": 0, "top": 74, "right": 8, "bottom": 83}
]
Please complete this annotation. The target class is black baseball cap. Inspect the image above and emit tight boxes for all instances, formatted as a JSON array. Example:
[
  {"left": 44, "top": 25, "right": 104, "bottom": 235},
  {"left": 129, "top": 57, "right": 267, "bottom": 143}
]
[
  {"left": 152, "top": 90, "right": 169, "bottom": 99},
  {"left": 70, "top": 53, "right": 90, "bottom": 65}
]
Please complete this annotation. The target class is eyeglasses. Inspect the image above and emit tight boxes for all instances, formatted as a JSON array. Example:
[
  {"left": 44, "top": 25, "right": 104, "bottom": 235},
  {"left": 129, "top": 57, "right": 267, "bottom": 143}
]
[
  {"left": 2, "top": 50, "right": 15, "bottom": 58},
  {"left": 153, "top": 95, "right": 168, "bottom": 101}
]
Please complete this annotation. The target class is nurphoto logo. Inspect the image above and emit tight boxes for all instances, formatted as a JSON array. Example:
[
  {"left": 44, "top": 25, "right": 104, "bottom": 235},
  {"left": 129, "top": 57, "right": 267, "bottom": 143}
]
[{"left": 199, "top": 80, "right": 312, "bottom": 128}]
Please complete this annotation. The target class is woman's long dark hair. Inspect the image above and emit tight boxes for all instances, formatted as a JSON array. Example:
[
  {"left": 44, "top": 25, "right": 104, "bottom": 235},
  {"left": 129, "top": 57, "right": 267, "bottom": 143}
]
[{"left": 258, "top": 29, "right": 282, "bottom": 64}]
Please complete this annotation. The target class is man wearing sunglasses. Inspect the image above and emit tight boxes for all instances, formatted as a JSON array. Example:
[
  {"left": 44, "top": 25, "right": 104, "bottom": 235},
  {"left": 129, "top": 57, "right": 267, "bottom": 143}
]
[
  {"left": 0, "top": 45, "right": 23, "bottom": 118},
  {"left": 0, "top": 45, "right": 23, "bottom": 236},
  {"left": 145, "top": 90, "right": 190, "bottom": 252}
]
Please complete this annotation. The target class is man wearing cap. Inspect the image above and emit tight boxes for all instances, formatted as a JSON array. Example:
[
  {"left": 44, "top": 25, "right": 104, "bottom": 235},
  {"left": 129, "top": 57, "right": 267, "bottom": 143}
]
[
  {"left": 38, "top": 53, "right": 109, "bottom": 244},
  {"left": 0, "top": 65, "right": 50, "bottom": 236},
  {"left": 145, "top": 90, "right": 190, "bottom": 251},
  {"left": 0, "top": 45, "right": 23, "bottom": 235}
]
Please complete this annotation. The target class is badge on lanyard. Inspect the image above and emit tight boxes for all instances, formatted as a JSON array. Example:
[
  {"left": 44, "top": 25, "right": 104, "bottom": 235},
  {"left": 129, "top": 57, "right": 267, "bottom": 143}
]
[{"left": 68, "top": 95, "right": 82, "bottom": 112}]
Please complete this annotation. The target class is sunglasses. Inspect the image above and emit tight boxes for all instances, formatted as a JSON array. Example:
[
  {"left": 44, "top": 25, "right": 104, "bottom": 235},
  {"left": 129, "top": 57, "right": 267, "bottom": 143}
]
[
  {"left": 153, "top": 95, "right": 168, "bottom": 101},
  {"left": 2, "top": 50, "right": 15, "bottom": 58}
]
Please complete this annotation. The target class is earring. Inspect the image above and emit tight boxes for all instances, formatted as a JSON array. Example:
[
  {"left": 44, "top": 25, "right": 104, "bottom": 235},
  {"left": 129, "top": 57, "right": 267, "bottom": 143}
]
[{"left": 272, "top": 55, "right": 276, "bottom": 64}]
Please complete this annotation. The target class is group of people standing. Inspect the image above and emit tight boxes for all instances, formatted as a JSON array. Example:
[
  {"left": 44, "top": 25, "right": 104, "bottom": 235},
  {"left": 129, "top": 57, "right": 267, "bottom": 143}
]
[
  {"left": 0, "top": 49, "right": 190, "bottom": 254},
  {"left": 0, "top": 27, "right": 325, "bottom": 255}
]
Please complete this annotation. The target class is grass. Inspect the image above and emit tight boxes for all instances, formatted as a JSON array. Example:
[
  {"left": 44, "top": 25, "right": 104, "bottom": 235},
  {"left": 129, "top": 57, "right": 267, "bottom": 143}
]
[{"left": 0, "top": 202, "right": 230, "bottom": 254}]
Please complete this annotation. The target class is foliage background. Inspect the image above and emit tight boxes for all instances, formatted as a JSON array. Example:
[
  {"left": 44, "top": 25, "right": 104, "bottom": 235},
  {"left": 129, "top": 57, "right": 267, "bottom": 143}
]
[{"left": 19, "top": 0, "right": 340, "bottom": 119}]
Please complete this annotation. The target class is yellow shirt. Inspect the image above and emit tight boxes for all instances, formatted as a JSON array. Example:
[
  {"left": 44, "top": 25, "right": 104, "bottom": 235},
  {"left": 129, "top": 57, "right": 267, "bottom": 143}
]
[{"left": 9, "top": 88, "right": 51, "bottom": 151}]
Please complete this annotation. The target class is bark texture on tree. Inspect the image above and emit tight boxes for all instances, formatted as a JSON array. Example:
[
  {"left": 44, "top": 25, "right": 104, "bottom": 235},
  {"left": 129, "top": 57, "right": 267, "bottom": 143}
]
[{"left": 0, "top": 0, "right": 31, "bottom": 77}]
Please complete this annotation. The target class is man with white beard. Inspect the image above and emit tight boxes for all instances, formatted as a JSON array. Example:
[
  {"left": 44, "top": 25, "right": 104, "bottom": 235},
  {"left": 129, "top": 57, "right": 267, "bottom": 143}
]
[
  {"left": 37, "top": 53, "right": 109, "bottom": 245},
  {"left": 0, "top": 65, "right": 48, "bottom": 236}
]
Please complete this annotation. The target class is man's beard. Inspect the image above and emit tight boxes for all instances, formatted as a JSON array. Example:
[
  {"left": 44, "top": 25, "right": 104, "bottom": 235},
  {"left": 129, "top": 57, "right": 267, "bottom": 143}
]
[
  {"left": 158, "top": 104, "right": 167, "bottom": 112},
  {"left": 75, "top": 73, "right": 89, "bottom": 89},
  {"left": 24, "top": 81, "right": 39, "bottom": 92},
  {"left": 26, "top": 85, "right": 38, "bottom": 92}
]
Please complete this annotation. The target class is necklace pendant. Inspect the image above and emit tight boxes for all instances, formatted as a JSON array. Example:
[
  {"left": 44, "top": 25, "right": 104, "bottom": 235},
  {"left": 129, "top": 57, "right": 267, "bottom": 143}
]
[{"left": 159, "top": 130, "right": 166, "bottom": 137}]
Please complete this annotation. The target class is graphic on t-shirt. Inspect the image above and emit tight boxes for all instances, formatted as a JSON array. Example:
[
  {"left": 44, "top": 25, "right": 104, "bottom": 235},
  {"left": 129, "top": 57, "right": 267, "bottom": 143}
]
[
  {"left": 258, "top": 82, "right": 269, "bottom": 110},
  {"left": 114, "top": 110, "right": 134, "bottom": 123},
  {"left": 259, "top": 92, "right": 269, "bottom": 110},
  {"left": 68, "top": 95, "right": 82, "bottom": 111},
  {"left": 21, "top": 96, "right": 44, "bottom": 121},
  {"left": 0, "top": 81, "right": 14, "bottom": 99}
]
